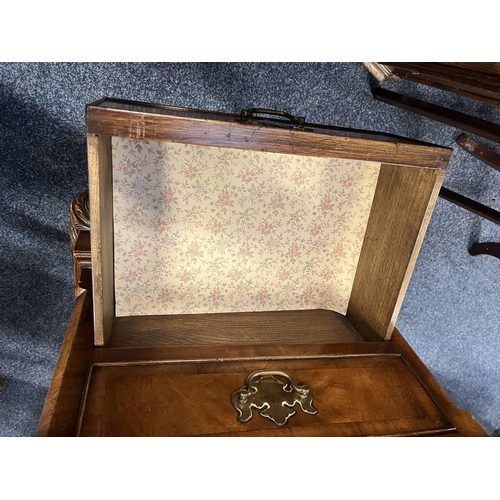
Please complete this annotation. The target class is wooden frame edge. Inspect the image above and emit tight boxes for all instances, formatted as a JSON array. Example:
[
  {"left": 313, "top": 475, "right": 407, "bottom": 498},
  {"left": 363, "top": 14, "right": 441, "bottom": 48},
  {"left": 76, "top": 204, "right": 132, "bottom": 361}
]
[
  {"left": 87, "top": 134, "right": 114, "bottom": 346},
  {"left": 86, "top": 106, "right": 451, "bottom": 170},
  {"left": 393, "top": 329, "right": 488, "bottom": 436},
  {"left": 347, "top": 166, "right": 446, "bottom": 341},
  {"left": 362, "top": 62, "right": 399, "bottom": 82},
  {"left": 36, "top": 292, "right": 94, "bottom": 437}
]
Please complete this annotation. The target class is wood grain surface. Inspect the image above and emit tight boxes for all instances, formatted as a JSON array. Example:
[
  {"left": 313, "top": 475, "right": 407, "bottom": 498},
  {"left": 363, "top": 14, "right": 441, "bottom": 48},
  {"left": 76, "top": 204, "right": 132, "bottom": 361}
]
[
  {"left": 392, "top": 329, "right": 488, "bottom": 436},
  {"left": 90, "top": 97, "right": 447, "bottom": 146},
  {"left": 207, "top": 418, "right": 456, "bottom": 437},
  {"left": 109, "top": 309, "right": 363, "bottom": 347},
  {"left": 347, "top": 165, "right": 444, "bottom": 341},
  {"left": 87, "top": 134, "right": 114, "bottom": 345},
  {"left": 86, "top": 103, "right": 451, "bottom": 170},
  {"left": 382, "top": 62, "right": 500, "bottom": 108},
  {"left": 92, "top": 341, "right": 399, "bottom": 366},
  {"left": 36, "top": 291, "right": 94, "bottom": 436},
  {"left": 78, "top": 356, "right": 452, "bottom": 437},
  {"left": 37, "top": 301, "right": 487, "bottom": 436}
]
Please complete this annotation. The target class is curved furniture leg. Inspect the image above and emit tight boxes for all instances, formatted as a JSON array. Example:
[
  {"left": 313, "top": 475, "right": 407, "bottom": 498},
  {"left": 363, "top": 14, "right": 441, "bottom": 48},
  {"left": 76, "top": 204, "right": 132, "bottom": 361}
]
[{"left": 469, "top": 242, "right": 500, "bottom": 259}]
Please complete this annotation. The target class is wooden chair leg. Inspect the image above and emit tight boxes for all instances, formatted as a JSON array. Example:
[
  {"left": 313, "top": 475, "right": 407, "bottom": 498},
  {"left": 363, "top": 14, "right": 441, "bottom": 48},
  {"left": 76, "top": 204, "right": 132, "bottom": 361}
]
[
  {"left": 438, "top": 189, "right": 500, "bottom": 260},
  {"left": 456, "top": 134, "right": 500, "bottom": 173},
  {"left": 372, "top": 88, "right": 500, "bottom": 144},
  {"left": 372, "top": 87, "right": 500, "bottom": 260},
  {"left": 469, "top": 242, "right": 500, "bottom": 259},
  {"left": 439, "top": 187, "right": 500, "bottom": 225}
]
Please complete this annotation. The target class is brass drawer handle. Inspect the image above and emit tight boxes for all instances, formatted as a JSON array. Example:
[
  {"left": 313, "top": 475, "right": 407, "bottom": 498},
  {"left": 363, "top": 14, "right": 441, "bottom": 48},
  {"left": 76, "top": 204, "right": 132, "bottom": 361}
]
[{"left": 230, "top": 369, "right": 317, "bottom": 426}]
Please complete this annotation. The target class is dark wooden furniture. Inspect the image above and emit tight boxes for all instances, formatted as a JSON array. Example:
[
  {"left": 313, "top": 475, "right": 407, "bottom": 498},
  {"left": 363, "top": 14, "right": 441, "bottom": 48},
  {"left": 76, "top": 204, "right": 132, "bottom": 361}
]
[
  {"left": 364, "top": 62, "right": 500, "bottom": 107},
  {"left": 37, "top": 98, "right": 487, "bottom": 436},
  {"left": 365, "top": 63, "right": 500, "bottom": 260},
  {"left": 455, "top": 134, "right": 500, "bottom": 259},
  {"left": 372, "top": 87, "right": 500, "bottom": 144}
]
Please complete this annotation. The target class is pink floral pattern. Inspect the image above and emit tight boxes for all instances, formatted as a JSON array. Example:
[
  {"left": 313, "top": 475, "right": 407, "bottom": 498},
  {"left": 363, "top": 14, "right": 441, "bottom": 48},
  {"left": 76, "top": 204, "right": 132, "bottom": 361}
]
[{"left": 112, "top": 138, "right": 381, "bottom": 317}]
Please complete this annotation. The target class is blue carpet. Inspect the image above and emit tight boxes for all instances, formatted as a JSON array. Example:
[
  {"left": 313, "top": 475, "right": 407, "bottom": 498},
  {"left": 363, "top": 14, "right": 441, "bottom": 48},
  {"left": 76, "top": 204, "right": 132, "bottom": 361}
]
[{"left": 1, "top": 63, "right": 499, "bottom": 436}]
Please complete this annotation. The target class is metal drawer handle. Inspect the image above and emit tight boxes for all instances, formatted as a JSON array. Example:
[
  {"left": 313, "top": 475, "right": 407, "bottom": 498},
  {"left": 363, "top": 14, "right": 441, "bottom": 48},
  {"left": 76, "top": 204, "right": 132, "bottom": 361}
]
[
  {"left": 240, "top": 107, "right": 306, "bottom": 127},
  {"left": 230, "top": 369, "right": 317, "bottom": 426}
]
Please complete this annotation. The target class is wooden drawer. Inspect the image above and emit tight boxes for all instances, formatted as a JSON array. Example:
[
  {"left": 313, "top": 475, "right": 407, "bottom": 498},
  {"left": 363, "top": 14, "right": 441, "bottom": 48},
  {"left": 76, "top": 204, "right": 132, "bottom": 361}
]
[
  {"left": 37, "top": 290, "right": 486, "bottom": 437},
  {"left": 36, "top": 98, "right": 487, "bottom": 437},
  {"left": 80, "top": 354, "right": 452, "bottom": 437},
  {"left": 85, "top": 99, "right": 451, "bottom": 348}
]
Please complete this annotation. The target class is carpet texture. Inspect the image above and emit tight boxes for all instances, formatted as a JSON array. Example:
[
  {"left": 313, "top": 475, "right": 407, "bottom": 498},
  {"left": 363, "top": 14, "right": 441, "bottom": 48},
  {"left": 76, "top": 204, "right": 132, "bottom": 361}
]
[{"left": 0, "top": 63, "right": 499, "bottom": 436}]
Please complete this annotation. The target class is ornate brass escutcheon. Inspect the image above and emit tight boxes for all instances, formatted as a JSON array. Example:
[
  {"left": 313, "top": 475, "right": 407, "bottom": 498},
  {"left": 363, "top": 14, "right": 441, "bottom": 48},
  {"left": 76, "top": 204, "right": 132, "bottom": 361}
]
[{"left": 230, "top": 370, "right": 317, "bottom": 426}]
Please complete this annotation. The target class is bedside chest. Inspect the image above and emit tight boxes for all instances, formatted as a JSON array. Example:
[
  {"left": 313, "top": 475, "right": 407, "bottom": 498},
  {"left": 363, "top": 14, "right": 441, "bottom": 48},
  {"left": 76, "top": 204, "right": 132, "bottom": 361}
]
[{"left": 37, "top": 99, "right": 487, "bottom": 436}]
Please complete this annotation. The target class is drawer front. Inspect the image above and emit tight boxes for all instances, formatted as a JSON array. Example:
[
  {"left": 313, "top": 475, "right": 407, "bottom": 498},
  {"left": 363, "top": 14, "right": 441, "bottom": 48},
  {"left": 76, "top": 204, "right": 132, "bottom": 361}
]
[
  {"left": 78, "top": 355, "right": 453, "bottom": 437},
  {"left": 37, "top": 291, "right": 487, "bottom": 437}
]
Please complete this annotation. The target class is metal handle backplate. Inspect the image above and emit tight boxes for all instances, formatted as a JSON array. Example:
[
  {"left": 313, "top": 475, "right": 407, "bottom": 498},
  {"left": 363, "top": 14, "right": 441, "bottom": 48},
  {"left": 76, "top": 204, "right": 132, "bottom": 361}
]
[{"left": 230, "top": 369, "right": 317, "bottom": 426}]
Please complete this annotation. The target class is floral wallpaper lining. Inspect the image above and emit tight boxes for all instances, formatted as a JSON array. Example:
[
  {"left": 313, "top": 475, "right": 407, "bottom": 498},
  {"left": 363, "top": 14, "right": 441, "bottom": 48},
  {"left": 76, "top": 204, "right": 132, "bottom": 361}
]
[{"left": 112, "top": 138, "right": 380, "bottom": 317}]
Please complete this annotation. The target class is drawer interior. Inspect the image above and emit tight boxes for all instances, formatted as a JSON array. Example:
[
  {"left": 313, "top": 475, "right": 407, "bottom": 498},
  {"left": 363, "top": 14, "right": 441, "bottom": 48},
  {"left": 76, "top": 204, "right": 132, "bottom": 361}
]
[
  {"left": 108, "top": 138, "right": 380, "bottom": 348},
  {"left": 87, "top": 99, "right": 448, "bottom": 346},
  {"left": 112, "top": 138, "right": 381, "bottom": 319},
  {"left": 108, "top": 308, "right": 364, "bottom": 348}
]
